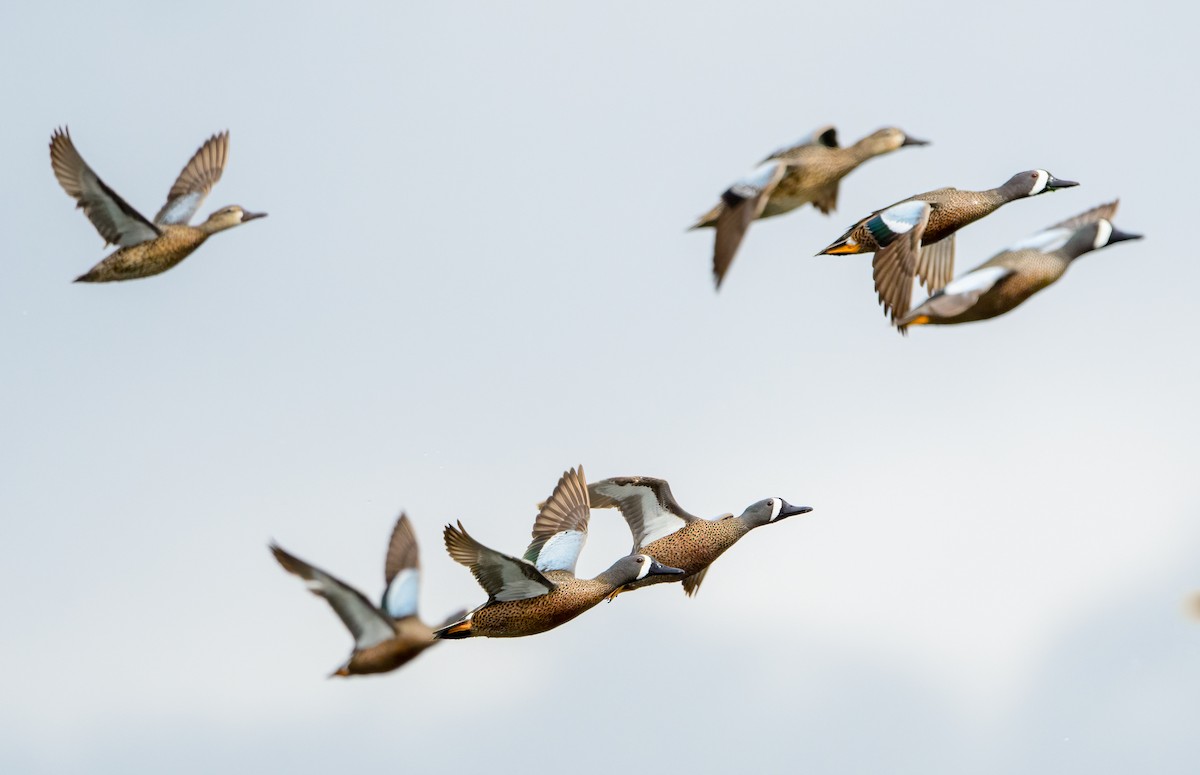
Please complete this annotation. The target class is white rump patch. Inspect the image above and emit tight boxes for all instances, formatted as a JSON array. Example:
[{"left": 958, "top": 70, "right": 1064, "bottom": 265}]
[
  {"left": 1029, "top": 170, "right": 1049, "bottom": 196},
  {"left": 1093, "top": 220, "right": 1113, "bottom": 249},
  {"left": 942, "top": 266, "right": 1011, "bottom": 296},
  {"left": 383, "top": 569, "right": 420, "bottom": 619},
  {"left": 769, "top": 498, "right": 783, "bottom": 521},
  {"left": 1008, "top": 226, "right": 1073, "bottom": 253},
  {"left": 880, "top": 201, "right": 927, "bottom": 233},
  {"left": 535, "top": 530, "right": 586, "bottom": 574}
]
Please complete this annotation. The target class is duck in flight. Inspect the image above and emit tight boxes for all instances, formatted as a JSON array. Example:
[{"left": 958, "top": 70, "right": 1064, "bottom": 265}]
[
  {"left": 49, "top": 127, "right": 265, "bottom": 282},
  {"left": 435, "top": 466, "right": 683, "bottom": 639},
  {"left": 271, "top": 513, "right": 465, "bottom": 677},
  {"left": 817, "top": 169, "right": 1078, "bottom": 327},
  {"left": 691, "top": 125, "right": 928, "bottom": 289},
  {"left": 584, "top": 476, "right": 812, "bottom": 598},
  {"left": 899, "top": 200, "right": 1141, "bottom": 329}
]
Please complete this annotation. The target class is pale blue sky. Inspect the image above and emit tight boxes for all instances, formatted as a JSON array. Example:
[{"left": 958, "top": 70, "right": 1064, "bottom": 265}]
[{"left": 2, "top": 2, "right": 1197, "bottom": 773}]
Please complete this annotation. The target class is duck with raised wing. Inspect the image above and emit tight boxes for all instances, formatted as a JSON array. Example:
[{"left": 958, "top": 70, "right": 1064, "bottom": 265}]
[
  {"left": 586, "top": 476, "right": 812, "bottom": 598},
  {"left": 49, "top": 127, "right": 265, "bottom": 282},
  {"left": 817, "top": 169, "right": 1078, "bottom": 325},
  {"left": 898, "top": 201, "right": 1141, "bottom": 328},
  {"left": 691, "top": 126, "right": 928, "bottom": 289},
  {"left": 435, "top": 466, "right": 683, "bottom": 639},
  {"left": 271, "top": 513, "right": 465, "bottom": 677}
]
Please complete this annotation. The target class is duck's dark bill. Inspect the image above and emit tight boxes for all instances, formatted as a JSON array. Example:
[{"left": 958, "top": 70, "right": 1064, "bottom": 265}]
[{"left": 778, "top": 502, "right": 814, "bottom": 519}]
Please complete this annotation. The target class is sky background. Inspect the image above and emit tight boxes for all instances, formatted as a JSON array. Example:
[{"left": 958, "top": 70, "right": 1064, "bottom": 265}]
[{"left": 2, "top": 1, "right": 1197, "bottom": 773}]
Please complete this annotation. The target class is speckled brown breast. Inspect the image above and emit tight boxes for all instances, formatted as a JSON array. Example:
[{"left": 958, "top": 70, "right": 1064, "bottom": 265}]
[
  {"left": 78, "top": 225, "right": 208, "bottom": 282},
  {"left": 629, "top": 517, "right": 750, "bottom": 591},
  {"left": 346, "top": 618, "right": 438, "bottom": 674},
  {"left": 466, "top": 571, "right": 612, "bottom": 638}
]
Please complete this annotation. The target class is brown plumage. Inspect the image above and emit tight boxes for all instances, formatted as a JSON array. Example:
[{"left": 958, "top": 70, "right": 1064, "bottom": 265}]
[
  {"left": 49, "top": 127, "right": 265, "bottom": 282},
  {"left": 899, "top": 200, "right": 1141, "bottom": 328},
  {"left": 271, "top": 513, "right": 464, "bottom": 677},
  {"left": 587, "top": 476, "right": 812, "bottom": 598},
  {"left": 692, "top": 126, "right": 928, "bottom": 288},
  {"left": 817, "top": 169, "right": 1079, "bottom": 326},
  {"left": 436, "top": 466, "right": 683, "bottom": 639}
]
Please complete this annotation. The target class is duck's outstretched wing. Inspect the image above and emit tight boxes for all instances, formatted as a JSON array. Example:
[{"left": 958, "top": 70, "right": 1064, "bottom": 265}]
[
  {"left": 762, "top": 125, "right": 839, "bottom": 161},
  {"left": 588, "top": 476, "right": 701, "bottom": 553},
  {"left": 914, "top": 233, "right": 955, "bottom": 293},
  {"left": 1048, "top": 199, "right": 1119, "bottom": 232},
  {"left": 868, "top": 200, "right": 932, "bottom": 326},
  {"left": 154, "top": 131, "right": 229, "bottom": 225},
  {"left": 713, "top": 161, "right": 788, "bottom": 288},
  {"left": 444, "top": 522, "right": 555, "bottom": 602},
  {"left": 381, "top": 513, "right": 421, "bottom": 620},
  {"left": 49, "top": 127, "right": 161, "bottom": 247},
  {"left": 271, "top": 544, "right": 395, "bottom": 650},
  {"left": 524, "top": 466, "right": 590, "bottom": 574}
]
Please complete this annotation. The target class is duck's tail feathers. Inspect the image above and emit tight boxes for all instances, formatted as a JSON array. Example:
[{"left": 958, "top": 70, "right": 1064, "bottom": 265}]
[{"left": 433, "top": 617, "right": 472, "bottom": 640}]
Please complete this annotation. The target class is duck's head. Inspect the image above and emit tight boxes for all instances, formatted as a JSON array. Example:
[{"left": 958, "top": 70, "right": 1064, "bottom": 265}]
[
  {"left": 1064, "top": 218, "right": 1143, "bottom": 259},
  {"left": 740, "top": 497, "right": 813, "bottom": 528},
  {"left": 607, "top": 553, "right": 684, "bottom": 588},
  {"left": 1007, "top": 170, "right": 1079, "bottom": 198},
  {"left": 863, "top": 127, "right": 930, "bottom": 154},
  {"left": 202, "top": 205, "right": 267, "bottom": 233}
]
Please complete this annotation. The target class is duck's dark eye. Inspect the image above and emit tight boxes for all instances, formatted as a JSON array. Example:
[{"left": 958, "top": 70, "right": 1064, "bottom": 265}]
[{"left": 635, "top": 557, "right": 644, "bottom": 563}]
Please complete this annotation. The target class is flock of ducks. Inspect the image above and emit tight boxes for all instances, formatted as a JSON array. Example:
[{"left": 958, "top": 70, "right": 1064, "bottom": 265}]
[
  {"left": 271, "top": 467, "right": 808, "bottom": 676},
  {"left": 692, "top": 126, "right": 1141, "bottom": 331},
  {"left": 47, "top": 123, "right": 1141, "bottom": 676}
]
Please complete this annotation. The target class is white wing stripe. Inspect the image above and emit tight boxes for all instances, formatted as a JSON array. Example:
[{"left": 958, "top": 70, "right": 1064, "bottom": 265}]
[{"left": 942, "top": 266, "right": 1011, "bottom": 296}]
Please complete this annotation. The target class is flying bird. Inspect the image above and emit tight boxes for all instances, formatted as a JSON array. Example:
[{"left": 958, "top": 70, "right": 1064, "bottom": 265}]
[
  {"left": 691, "top": 126, "right": 928, "bottom": 289},
  {"left": 899, "top": 200, "right": 1141, "bottom": 329},
  {"left": 585, "top": 476, "right": 812, "bottom": 598},
  {"left": 818, "top": 169, "right": 1078, "bottom": 326},
  {"left": 436, "top": 466, "right": 683, "bottom": 639},
  {"left": 271, "top": 513, "right": 464, "bottom": 677},
  {"left": 49, "top": 127, "right": 265, "bottom": 282}
]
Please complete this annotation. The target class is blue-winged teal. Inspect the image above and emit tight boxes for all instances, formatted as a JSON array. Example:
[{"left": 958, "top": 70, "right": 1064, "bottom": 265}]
[
  {"left": 691, "top": 126, "right": 928, "bottom": 288},
  {"left": 49, "top": 127, "right": 265, "bottom": 282},
  {"left": 435, "top": 466, "right": 683, "bottom": 639},
  {"left": 817, "top": 170, "right": 1079, "bottom": 324},
  {"left": 898, "top": 200, "right": 1141, "bottom": 328},
  {"left": 586, "top": 476, "right": 812, "bottom": 598},
  {"left": 271, "top": 513, "right": 465, "bottom": 677}
]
